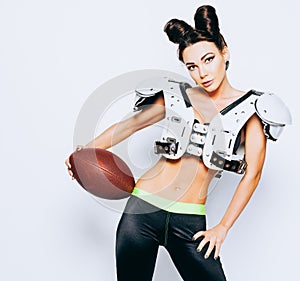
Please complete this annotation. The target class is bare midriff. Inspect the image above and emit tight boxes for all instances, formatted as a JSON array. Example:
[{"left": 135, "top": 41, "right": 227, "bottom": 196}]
[
  {"left": 135, "top": 155, "right": 216, "bottom": 205},
  {"left": 135, "top": 89, "right": 247, "bottom": 205}
]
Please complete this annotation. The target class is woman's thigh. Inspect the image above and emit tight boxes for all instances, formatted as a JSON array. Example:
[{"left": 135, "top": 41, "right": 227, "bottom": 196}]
[
  {"left": 166, "top": 213, "right": 227, "bottom": 281},
  {"left": 115, "top": 196, "right": 166, "bottom": 281}
]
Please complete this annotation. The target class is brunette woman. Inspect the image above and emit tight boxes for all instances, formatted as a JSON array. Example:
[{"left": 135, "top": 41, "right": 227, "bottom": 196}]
[{"left": 66, "top": 5, "right": 291, "bottom": 281}]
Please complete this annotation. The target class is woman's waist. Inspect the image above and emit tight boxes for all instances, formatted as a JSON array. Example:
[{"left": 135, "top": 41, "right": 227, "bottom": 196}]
[
  {"left": 131, "top": 187, "right": 206, "bottom": 215},
  {"left": 136, "top": 163, "right": 214, "bottom": 204},
  {"left": 134, "top": 181, "right": 208, "bottom": 205}
]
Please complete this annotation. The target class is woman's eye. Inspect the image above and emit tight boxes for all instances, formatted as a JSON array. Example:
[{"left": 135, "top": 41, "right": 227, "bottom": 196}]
[
  {"left": 187, "top": 65, "right": 196, "bottom": 71},
  {"left": 205, "top": 56, "right": 214, "bottom": 63}
]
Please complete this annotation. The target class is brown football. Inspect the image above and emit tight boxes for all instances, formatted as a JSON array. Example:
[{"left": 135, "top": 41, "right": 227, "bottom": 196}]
[{"left": 69, "top": 148, "right": 135, "bottom": 199}]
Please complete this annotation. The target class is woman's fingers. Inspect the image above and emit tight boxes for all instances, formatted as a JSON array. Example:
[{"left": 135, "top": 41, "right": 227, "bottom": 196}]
[
  {"left": 67, "top": 168, "right": 74, "bottom": 177},
  {"left": 65, "top": 158, "right": 71, "bottom": 169},
  {"left": 76, "top": 145, "right": 84, "bottom": 151},
  {"left": 204, "top": 239, "right": 216, "bottom": 259},
  {"left": 195, "top": 232, "right": 209, "bottom": 253},
  {"left": 196, "top": 237, "right": 208, "bottom": 253},
  {"left": 65, "top": 157, "right": 75, "bottom": 180},
  {"left": 192, "top": 230, "right": 204, "bottom": 241},
  {"left": 193, "top": 231, "right": 209, "bottom": 254},
  {"left": 65, "top": 146, "right": 85, "bottom": 180},
  {"left": 196, "top": 236, "right": 216, "bottom": 258},
  {"left": 193, "top": 225, "right": 227, "bottom": 259},
  {"left": 193, "top": 230, "right": 222, "bottom": 259},
  {"left": 214, "top": 241, "right": 221, "bottom": 260},
  {"left": 197, "top": 238, "right": 219, "bottom": 259}
]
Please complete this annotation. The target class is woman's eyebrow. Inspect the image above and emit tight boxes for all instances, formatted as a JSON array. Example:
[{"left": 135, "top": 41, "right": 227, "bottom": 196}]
[
  {"left": 185, "top": 52, "right": 215, "bottom": 65},
  {"left": 200, "top": 52, "right": 214, "bottom": 60}
]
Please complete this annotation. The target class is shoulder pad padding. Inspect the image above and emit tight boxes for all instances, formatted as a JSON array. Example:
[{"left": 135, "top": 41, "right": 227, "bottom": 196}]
[
  {"left": 135, "top": 88, "right": 162, "bottom": 97},
  {"left": 255, "top": 93, "right": 292, "bottom": 125}
]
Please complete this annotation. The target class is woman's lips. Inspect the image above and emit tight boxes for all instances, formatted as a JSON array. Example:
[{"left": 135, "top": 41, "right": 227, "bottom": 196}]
[{"left": 202, "top": 80, "right": 213, "bottom": 87}]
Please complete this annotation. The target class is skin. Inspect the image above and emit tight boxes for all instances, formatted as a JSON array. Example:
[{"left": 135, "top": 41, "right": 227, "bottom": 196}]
[
  {"left": 182, "top": 41, "right": 266, "bottom": 258},
  {"left": 65, "top": 40, "right": 266, "bottom": 260}
]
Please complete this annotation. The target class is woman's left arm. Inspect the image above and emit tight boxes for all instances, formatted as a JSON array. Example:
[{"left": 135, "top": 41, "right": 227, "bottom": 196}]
[{"left": 193, "top": 114, "right": 267, "bottom": 259}]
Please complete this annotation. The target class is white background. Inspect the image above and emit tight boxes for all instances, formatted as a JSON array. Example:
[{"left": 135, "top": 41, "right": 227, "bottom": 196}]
[{"left": 1, "top": 0, "right": 299, "bottom": 280}]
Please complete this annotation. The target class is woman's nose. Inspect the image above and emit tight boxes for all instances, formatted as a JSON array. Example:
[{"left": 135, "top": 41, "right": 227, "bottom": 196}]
[{"left": 198, "top": 65, "right": 207, "bottom": 79}]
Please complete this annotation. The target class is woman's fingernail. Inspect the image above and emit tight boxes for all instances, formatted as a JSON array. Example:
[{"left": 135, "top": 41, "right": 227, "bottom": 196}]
[
  {"left": 205, "top": 254, "right": 208, "bottom": 259},
  {"left": 197, "top": 248, "right": 200, "bottom": 252},
  {"left": 214, "top": 256, "right": 218, "bottom": 260}
]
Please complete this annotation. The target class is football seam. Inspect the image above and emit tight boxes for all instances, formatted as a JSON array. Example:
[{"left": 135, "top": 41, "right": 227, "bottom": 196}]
[{"left": 75, "top": 157, "right": 134, "bottom": 188}]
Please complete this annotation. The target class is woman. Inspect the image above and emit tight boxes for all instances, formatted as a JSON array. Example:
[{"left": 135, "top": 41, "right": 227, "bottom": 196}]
[{"left": 65, "top": 5, "right": 286, "bottom": 281}]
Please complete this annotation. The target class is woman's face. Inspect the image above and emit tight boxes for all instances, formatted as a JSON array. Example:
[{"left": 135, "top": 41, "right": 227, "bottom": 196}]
[{"left": 182, "top": 41, "right": 229, "bottom": 93}]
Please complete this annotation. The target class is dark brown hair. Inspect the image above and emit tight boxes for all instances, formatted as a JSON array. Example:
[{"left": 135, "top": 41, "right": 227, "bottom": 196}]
[{"left": 164, "top": 5, "right": 227, "bottom": 62}]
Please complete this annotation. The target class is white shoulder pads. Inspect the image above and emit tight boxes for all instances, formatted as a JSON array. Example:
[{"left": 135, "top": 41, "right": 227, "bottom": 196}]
[
  {"left": 133, "top": 77, "right": 195, "bottom": 160},
  {"left": 255, "top": 93, "right": 292, "bottom": 125},
  {"left": 255, "top": 93, "right": 292, "bottom": 141},
  {"left": 133, "top": 88, "right": 162, "bottom": 111}
]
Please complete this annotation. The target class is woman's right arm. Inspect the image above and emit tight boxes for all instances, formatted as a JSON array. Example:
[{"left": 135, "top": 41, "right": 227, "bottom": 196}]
[
  {"left": 65, "top": 96, "right": 165, "bottom": 178},
  {"left": 84, "top": 95, "right": 165, "bottom": 149}
]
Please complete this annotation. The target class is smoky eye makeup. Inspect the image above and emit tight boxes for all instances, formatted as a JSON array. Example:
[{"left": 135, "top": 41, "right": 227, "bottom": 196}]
[
  {"left": 186, "top": 65, "right": 196, "bottom": 71},
  {"left": 185, "top": 62, "right": 197, "bottom": 71},
  {"left": 204, "top": 55, "right": 215, "bottom": 63}
]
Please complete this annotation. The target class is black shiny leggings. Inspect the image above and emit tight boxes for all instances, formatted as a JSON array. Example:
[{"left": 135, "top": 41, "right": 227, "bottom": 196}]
[{"left": 116, "top": 196, "right": 227, "bottom": 281}]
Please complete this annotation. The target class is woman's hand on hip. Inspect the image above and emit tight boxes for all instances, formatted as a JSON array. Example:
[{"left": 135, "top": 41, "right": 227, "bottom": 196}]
[{"left": 192, "top": 224, "right": 228, "bottom": 259}]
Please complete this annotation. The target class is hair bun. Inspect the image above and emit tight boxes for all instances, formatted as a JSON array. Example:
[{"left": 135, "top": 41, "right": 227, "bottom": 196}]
[
  {"left": 163, "top": 19, "right": 193, "bottom": 44},
  {"left": 194, "top": 5, "right": 220, "bottom": 36}
]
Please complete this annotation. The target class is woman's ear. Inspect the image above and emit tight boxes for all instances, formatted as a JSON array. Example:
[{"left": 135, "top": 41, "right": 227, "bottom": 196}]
[{"left": 222, "top": 46, "right": 230, "bottom": 62}]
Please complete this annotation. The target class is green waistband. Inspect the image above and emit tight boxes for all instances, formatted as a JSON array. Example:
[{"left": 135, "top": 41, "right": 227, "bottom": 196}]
[{"left": 131, "top": 187, "right": 206, "bottom": 215}]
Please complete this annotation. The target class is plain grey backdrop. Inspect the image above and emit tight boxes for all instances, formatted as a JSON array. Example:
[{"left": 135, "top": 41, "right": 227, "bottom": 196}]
[{"left": 1, "top": 0, "right": 299, "bottom": 280}]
